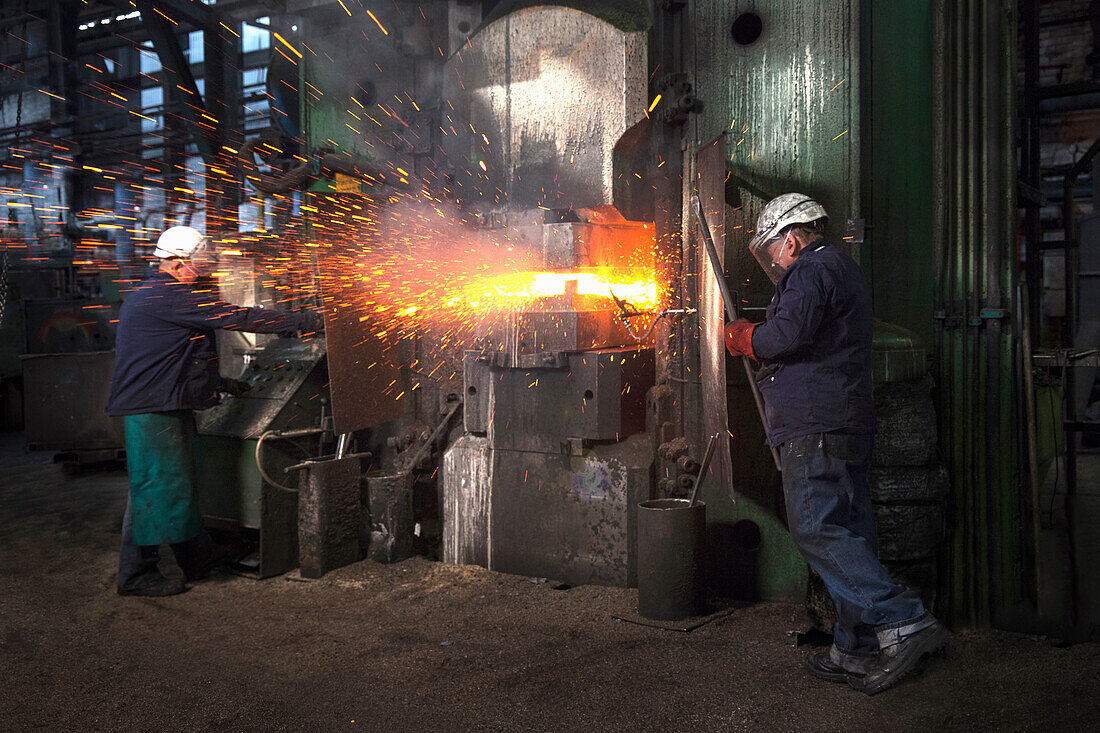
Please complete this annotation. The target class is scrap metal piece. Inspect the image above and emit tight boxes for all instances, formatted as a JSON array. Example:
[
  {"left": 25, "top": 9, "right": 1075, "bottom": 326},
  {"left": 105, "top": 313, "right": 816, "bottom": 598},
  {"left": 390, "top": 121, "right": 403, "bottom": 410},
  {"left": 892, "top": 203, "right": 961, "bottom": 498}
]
[
  {"left": 297, "top": 456, "right": 362, "bottom": 579},
  {"left": 364, "top": 470, "right": 415, "bottom": 564}
]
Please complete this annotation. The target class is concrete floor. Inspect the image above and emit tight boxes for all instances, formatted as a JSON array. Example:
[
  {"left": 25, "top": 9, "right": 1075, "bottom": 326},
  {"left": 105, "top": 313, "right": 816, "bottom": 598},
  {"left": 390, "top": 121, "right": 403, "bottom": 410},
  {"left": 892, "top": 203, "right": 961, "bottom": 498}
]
[{"left": 2, "top": 432, "right": 1099, "bottom": 732}]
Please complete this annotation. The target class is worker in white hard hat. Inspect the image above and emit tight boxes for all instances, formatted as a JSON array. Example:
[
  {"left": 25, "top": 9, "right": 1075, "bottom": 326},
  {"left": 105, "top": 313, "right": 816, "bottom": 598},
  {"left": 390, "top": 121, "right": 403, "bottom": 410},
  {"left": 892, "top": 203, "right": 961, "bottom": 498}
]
[
  {"left": 106, "top": 225, "right": 323, "bottom": 597},
  {"left": 725, "top": 193, "right": 947, "bottom": 695}
]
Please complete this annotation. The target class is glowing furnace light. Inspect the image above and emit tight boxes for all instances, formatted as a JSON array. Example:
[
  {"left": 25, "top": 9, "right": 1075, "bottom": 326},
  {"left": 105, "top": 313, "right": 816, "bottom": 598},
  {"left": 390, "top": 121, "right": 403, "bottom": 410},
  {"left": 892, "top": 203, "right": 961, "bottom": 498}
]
[{"left": 477, "top": 271, "right": 658, "bottom": 308}]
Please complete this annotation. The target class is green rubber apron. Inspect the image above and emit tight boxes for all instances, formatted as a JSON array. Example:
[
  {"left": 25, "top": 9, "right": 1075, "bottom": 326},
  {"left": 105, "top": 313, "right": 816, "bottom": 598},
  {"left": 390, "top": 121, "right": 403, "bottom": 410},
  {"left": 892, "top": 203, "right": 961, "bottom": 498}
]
[{"left": 123, "top": 411, "right": 201, "bottom": 545}]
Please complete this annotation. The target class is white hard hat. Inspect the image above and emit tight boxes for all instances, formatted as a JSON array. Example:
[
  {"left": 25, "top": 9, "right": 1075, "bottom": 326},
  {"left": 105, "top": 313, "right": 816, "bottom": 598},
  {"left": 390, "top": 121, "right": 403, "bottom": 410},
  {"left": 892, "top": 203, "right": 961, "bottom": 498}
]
[
  {"left": 154, "top": 226, "right": 210, "bottom": 259},
  {"left": 747, "top": 193, "right": 828, "bottom": 283},
  {"left": 748, "top": 193, "right": 828, "bottom": 252}
]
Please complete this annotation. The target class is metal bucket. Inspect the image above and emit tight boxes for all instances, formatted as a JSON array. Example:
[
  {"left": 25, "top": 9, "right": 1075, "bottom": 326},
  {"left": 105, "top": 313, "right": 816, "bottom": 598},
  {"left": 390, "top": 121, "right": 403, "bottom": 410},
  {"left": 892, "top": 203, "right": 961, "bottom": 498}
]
[{"left": 637, "top": 498, "right": 707, "bottom": 620}]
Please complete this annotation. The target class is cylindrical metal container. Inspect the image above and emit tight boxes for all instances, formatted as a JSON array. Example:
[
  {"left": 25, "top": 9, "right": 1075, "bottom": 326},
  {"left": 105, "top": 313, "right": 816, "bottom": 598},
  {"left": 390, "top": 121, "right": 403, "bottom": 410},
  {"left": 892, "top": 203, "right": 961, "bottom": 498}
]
[{"left": 637, "top": 498, "right": 706, "bottom": 620}]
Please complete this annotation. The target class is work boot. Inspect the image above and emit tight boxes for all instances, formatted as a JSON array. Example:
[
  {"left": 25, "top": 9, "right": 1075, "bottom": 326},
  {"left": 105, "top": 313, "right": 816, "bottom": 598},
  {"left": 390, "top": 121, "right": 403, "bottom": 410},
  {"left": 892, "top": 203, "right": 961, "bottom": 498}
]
[
  {"left": 850, "top": 621, "right": 948, "bottom": 695},
  {"left": 117, "top": 574, "right": 187, "bottom": 597},
  {"left": 805, "top": 644, "right": 876, "bottom": 683}
]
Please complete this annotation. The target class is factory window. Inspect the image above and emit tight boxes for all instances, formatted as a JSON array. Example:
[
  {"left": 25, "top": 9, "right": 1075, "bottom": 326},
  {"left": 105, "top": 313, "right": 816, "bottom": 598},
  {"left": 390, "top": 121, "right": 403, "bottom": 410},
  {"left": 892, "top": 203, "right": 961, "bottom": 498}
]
[
  {"left": 141, "top": 181, "right": 165, "bottom": 234},
  {"left": 138, "top": 45, "right": 160, "bottom": 74},
  {"left": 139, "top": 86, "right": 163, "bottom": 132},
  {"left": 731, "top": 13, "right": 763, "bottom": 46},
  {"left": 243, "top": 68, "right": 267, "bottom": 92},
  {"left": 187, "top": 31, "right": 204, "bottom": 65},
  {"left": 244, "top": 98, "right": 270, "bottom": 132},
  {"left": 242, "top": 18, "right": 271, "bottom": 53},
  {"left": 186, "top": 157, "right": 205, "bottom": 197}
]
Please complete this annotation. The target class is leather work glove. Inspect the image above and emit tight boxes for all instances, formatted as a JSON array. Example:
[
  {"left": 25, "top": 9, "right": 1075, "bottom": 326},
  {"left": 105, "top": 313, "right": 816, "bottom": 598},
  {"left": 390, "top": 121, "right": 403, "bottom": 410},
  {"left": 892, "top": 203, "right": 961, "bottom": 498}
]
[
  {"left": 296, "top": 309, "right": 325, "bottom": 337},
  {"left": 724, "top": 318, "right": 757, "bottom": 359},
  {"left": 219, "top": 378, "right": 251, "bottom": 397}
]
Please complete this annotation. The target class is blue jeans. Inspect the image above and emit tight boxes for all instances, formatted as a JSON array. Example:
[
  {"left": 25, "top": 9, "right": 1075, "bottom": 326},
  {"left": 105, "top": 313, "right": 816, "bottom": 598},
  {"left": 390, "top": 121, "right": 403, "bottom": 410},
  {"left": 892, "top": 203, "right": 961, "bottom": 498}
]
[{"left": 781, "top": 432, "right": 930, "bottom": 654}]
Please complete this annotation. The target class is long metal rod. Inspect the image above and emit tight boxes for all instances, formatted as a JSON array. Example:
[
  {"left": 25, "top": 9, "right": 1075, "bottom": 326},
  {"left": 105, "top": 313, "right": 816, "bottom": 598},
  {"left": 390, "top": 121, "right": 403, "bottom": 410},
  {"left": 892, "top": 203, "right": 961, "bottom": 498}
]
[
  {"left": 691, "top": 195, "right": 781, "bottom": 471},
  {"left": 397, "top": 399, "right": 463, "bottom": 472},
  {"left": 688, "top": 432, "right": 719, "bottom": 507}
]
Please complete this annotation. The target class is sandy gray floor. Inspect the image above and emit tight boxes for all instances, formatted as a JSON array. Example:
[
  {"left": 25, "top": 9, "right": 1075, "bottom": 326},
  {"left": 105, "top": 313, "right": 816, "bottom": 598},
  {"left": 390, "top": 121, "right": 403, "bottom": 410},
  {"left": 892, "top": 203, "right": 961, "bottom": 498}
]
[{"left": 2, "top": 432, "right": 1099, "bottom": 732}]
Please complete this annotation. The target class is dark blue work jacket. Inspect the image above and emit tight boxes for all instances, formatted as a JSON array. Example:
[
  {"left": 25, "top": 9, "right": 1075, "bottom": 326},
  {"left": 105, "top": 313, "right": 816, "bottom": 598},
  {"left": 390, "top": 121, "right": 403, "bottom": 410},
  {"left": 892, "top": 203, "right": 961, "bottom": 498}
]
[
  {"left": 106, "top": 271, "right": 305, "bottom": 416},
  {"left": 749, "top": 240, "right": 875, "bottom": 447}
]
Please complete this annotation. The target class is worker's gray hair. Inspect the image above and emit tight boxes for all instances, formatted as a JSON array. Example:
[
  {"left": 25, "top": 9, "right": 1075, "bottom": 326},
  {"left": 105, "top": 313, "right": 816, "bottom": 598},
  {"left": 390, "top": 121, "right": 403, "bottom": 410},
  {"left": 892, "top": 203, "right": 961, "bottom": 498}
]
[{"left": 782, "top": 217, "right": 827, "bottom": 237}]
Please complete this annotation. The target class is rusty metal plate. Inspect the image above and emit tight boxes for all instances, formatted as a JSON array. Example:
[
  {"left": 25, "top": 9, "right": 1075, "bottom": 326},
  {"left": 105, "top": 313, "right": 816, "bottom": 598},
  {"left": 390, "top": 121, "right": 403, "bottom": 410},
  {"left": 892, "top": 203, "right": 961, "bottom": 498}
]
[
  {"left": 321, "top": 293, "right": 405, "bottom": 435},
  {"left": 694, "top": 135, "right": 733, "bottom": 499},
  {"left": 312, "top": 194, "right": 405, "bottom": 435}
]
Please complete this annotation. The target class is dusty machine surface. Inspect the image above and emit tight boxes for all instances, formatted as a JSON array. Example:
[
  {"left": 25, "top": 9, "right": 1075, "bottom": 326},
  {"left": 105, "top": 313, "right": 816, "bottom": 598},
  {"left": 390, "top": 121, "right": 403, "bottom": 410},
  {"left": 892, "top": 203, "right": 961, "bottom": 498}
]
[
  {"left": 442, "top": 206, "right": 659, "bottom": 587},
  {"left": 195, "top": 338, "right": 330, "bottom": 578},
  {"left": 443, "top": 353, "right": 653, "bottom": 586}
]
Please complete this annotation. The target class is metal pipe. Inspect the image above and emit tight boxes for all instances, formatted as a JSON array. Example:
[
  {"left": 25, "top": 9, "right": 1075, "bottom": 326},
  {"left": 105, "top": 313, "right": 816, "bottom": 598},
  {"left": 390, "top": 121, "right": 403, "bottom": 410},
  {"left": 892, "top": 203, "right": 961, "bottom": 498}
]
[
  {"left": 21, "top": 158, "right": 42, "bottom": 261},
  {"left": 284, "top": 451, "right": 372, "bottom": 474},
  {"left": 254, "top": 427, "right": 326, "bottom": 492},
  {"left": 618, "top": 308, "right": 696, "bottom": 342},
  {"left": 396, "top": 399, "right": 462, "bottom": 472},
  {"left": 688, "top": 432, "right": 719, "bottom": 507},
  {"left": 335, "top": 432, "right": 350, "bottom": 459},
  {"left": 1019, "top": 280, "right": 1044, "bottom": 615},
  {"left": 1022, "top": 0, "right": 1043, "bottom": 339}
]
